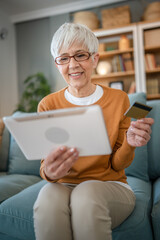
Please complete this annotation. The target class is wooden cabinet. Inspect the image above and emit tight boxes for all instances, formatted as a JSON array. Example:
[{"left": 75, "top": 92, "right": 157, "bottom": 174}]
[
  {"left": 93, "top": 24, "right": 140, "bottom": 94},
  {"left": 137, "top": 20, "right": 160, "bottom": 99},
  {"left": 93, "top": 20, "right": 160, "bottom": 99}
]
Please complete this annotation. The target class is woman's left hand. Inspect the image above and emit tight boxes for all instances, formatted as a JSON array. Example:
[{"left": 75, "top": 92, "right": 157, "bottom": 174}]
[{"left": 127, "top": 118, "right": 154, "bottom": 147}]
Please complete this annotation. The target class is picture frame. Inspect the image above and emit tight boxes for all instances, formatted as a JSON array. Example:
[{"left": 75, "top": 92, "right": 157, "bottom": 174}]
[{"left": 109, "top": 81, "right": 124, "bottom": 90}]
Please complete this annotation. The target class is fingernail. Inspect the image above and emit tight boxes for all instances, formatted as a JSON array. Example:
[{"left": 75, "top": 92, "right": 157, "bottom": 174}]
[
  {"left": 73, "top": 152, "right": 78, "bottom": 156},
  {"left": 60, "top": 146, "right": 65, "bottom": 151},
  {"left": 70, "top": 148, "right": 75, "bottom": 153},
  {"left": 138, "top": 119, "right": 144, "bottom": 122}
]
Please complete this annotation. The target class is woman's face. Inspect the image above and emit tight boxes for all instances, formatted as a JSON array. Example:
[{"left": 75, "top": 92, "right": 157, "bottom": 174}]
[{"left": 55, "top": 42, "right": 99, "bottom": 95}]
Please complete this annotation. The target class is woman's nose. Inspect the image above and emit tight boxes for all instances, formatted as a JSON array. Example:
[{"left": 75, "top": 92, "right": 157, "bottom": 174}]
[{"left": 69, "top": 57, "right": 79, "bottom": 68}]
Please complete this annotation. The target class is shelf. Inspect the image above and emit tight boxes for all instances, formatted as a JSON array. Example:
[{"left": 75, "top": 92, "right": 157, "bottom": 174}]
[
  {"left": 92, "top": 71, "right": 135, "bottom": 80},
  {"left": 145, "top": 46, "right": 160, "bottom": 52},
  {"left": 146, "top": 67, "right": 160, "bottom": 74},
  {"left": 99, "top": 48, "right": 134, "bottom": 58},
  {"left": 147, "top": 94, "right": 160, "bottom": 100},
  {"left": 94, "top": 23, "right": 137, "bottom": 32}
]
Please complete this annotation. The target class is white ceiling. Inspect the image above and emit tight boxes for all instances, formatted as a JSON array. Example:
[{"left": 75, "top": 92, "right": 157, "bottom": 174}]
[{"left": 0, "top": 0, "right": 127, "bottom": 23}]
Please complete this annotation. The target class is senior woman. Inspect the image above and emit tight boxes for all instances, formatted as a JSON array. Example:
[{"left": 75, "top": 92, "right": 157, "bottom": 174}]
[{"left": 33, "top": 23, "right": 154, "bottom": 240}]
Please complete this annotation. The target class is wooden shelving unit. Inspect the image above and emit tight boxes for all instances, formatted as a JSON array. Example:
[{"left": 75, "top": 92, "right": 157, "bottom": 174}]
[
  {"left": 92, "top": 71, "right": 135, "bottom": 80},
  {"left": 146, "top": 68, "right": 160, "bottom": 74},
  {"left": 92, "top": 25, "right": 139, "bottom": 94},
  {"left": 137, "top": 20, "right": 160, "bottom": 100},
  {"left": 145, "top": 46, "right": 160, "bottom": 52},
  {"left": 147, "top": 94, "right": 160, "bottom": 100},
  {"left": 92, "top": 20, "right": 160, "bottom": 98},
  {"left": 98, "top": 48, "right": 134, "bottom": 58}
]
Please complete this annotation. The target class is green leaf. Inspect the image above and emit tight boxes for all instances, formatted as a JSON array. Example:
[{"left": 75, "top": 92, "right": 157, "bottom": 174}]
[{"left": 15, "top": 72, "right": 51, "bottom": 113}]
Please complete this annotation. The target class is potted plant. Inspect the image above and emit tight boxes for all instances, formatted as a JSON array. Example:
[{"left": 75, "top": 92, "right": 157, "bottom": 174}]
[{"left": 16, "top": 72, "right": 51, "bottom": 112}]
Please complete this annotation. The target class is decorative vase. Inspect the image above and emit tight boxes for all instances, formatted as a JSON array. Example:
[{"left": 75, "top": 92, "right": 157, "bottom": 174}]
[{"left": 118, "top": 35, "right": 130, "bottom": 50}]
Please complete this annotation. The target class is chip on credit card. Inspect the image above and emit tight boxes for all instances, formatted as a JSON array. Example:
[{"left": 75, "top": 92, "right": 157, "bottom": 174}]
[{"left": 124, "top": 102, "right": 152, "bottom": 119}]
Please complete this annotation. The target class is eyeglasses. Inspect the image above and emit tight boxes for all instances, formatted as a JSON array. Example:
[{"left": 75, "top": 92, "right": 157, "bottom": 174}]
[{"left": 55, "top": 51, "right": 93, "bottom": 65}]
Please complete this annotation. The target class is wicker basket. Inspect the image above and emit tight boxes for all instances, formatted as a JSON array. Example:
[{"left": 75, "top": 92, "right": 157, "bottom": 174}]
[
  {"left": 73, "top": 11, "right": 99, "bottom": 30},
  {"left": 101, "top": 5, "right": 131, "bottom": 29},
  {"left": 144, "top": 28, "right": 160, "bottom": 47},
  {"left": 142, "top": 2, "right": 160, "bottom": 21}
]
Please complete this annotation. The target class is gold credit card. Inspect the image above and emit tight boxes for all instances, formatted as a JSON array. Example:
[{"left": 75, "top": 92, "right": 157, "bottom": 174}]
[{"left": 124, "top": 102, "right": 152, "bottom": 119}]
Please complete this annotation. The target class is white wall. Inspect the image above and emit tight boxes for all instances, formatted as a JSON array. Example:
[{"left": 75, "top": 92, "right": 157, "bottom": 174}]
[
  {"left": 16, "top": 13, "right": 70, "bottom": 96},
  {"left": 16, "top": 18, "right": 52, "bottom": 96},
  {"left": 0, "top": 9, "right": 18, "bottom": 117}
]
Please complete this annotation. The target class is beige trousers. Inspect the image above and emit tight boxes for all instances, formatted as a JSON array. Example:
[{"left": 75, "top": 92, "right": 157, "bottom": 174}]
[{"left": 33, "top": 180, "right": 135, "bottom": 240}]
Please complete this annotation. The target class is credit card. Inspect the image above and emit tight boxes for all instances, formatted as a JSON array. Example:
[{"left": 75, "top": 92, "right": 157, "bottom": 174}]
[{"left": 124, "top": 102, "right": 152, "bottom": 119}]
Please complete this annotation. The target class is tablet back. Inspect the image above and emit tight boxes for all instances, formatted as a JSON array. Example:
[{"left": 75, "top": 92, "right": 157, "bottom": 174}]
[{"left": 3, "top": 105, "right": 112, "bottom": 160}]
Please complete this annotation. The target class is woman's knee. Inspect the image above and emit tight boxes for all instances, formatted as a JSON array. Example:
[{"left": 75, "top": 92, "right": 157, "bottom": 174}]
[
  {"left": 33, "top": 183, "right": 73, "bottom": 240},
  {"left": 70, "top": 181, "right": 112, "bottom": 237},
  {"left": 70, "top": 181, "right": 103, "bottom": 216},
  {"left": 34, "top": 182, "right": 71, "bottom": 215}
]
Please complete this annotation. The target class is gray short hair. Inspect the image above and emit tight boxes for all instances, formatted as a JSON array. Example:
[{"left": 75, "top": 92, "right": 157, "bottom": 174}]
[{"left": 50, "top": 22, "right": 99, "bottom": 59}]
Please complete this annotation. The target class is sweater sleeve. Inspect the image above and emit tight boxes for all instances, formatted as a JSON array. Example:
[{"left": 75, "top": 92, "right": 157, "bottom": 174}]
[{"left": 110, "top": 95, "right": 135, "bottom": 171}]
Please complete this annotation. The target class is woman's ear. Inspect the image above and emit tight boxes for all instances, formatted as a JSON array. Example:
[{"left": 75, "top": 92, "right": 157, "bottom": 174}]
[
  {"left": 55, "top": 62, "right": 58, "bottom": 69},
  {"left": 55, "top": 62, "right": 62, "bottom": 73},
  {"left": 55, "top": 62, "right": 63, "bottom": 75},
  {"left": 93, "top": 53, "right": 99, "bottom": 69}
]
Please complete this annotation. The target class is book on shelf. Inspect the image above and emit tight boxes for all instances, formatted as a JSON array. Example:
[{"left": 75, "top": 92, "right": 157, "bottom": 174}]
[
  {"left": 121, "top": 53, "right": 134, "bottom": 71},
  {"left": 118, "top": 55, "right": 125, "bottom": 72},
  {"left": 112, "top": 56, "right": 118, "bottom": 72},
  {"left": 147, "top": 78, "right": 159, "bottom": 95},
  {"left": 128, "top": 81, "right": 136, "bottom": 94},
  {"left": 145, "top": 55, "right": 149, "bottom": 71},
  {"left": 145, "top": 54, "right": 157, "bottom": 70},
  {"left": 112, "top": 55, "right": 125, "bottom": 72}
]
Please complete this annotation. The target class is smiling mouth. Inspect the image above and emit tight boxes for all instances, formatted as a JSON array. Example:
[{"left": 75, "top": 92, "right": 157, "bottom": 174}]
[{"left": 69, "top": 72, "right": 83, "bottom": 77}]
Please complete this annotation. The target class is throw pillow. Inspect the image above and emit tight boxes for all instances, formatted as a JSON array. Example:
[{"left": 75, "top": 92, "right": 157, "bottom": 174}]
[
  {"left": 0, "top": 118, "right": 10, "bottom": 171},
  {"left": 147, "top": 100, "right": 160, "bottom": 180},
  {"left": 8, "top": 112, "right": 41, "bottom": 176}
]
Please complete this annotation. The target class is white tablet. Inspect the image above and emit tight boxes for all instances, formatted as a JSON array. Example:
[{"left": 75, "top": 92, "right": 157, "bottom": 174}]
[{"left": 3, "top": 105, "right": 112, "bottom": 160}]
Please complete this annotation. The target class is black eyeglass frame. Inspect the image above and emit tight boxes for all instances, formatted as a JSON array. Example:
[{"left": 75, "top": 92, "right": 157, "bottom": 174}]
[{"left": 55, "top": 51, "right": 94, "bottom": 65}]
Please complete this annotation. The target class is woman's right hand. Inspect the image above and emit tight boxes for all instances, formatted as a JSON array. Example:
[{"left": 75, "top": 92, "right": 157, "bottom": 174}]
[{"left": 43, "top": 146, "right": 79, "bottom": 180}]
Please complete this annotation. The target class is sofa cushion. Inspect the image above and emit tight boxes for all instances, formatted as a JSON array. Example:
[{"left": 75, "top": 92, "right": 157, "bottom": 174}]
[
  {"left": 0, "top": 177, "right": 153, "bottom": 240},
  {"left": 151, "top": 178, "right": 160, "bottom": 240},
  {"left": 0, "top": 233, "right": 19, "bottom": 240},
  {"left": 147, "top": 100, "right": 160, "bottom": 180},
  {"left": 0, "top": 172, "right": 7, "bottom": 176},
  {"left": 113, "top": 176, "right": 153, "bottom": 240},
  {"left": 125, "top": 92, "right": 149, "bottom": 181},
  {"left": 0, "top": 119, "right": 10, "bottom": 172},
  {"left": 7, "top": 111, "right": 41, "bottom": 176},
  {"left": 0, "top": 174, "right": 41, "bottom": 203},
  {"left": 0, "top": 180, "right": 46, "bottom": 240},
  {"left": 8, "top": 136, "right": 41, "bottom": 176}
]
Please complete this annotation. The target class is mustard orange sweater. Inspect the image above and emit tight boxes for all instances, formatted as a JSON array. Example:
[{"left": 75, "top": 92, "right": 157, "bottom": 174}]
[{"left": 38, "top": 85, "right": 135, "bottom": 184}]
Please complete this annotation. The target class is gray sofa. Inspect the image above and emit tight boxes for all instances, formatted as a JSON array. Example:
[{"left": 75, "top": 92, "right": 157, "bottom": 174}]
[{"left": 0, "top": 92, "right": 160, "bottom": 240}]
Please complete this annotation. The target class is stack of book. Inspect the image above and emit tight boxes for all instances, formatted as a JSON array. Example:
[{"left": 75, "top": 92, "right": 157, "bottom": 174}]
[
  {"left": 112, "top": 53, "right": 134, "bottom": 72},
  {"left": 147, "top": 78, "right": 159, "bottom": 94}
]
